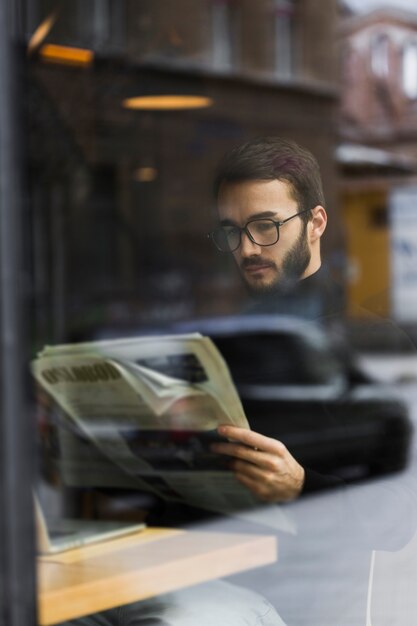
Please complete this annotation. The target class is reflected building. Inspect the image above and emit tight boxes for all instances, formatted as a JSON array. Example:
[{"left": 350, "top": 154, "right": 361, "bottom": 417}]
[
  {"left": 338, "top": 4, "right": 417, "bottom": 340},
  {"left": 24, "top": 0, "right": 341, "bottom": 344}
]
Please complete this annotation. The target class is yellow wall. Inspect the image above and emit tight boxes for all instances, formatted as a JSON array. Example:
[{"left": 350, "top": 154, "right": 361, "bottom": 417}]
[{"left": 343, "top": 190, "right": 390, "bottom": 317}]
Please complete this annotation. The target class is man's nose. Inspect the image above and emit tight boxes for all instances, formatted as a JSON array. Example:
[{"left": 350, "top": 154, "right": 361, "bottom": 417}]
[{"left": 239, "top": 230, "right": 262, "bottom": 256}]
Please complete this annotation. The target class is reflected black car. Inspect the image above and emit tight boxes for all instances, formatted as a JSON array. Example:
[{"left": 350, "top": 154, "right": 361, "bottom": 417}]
[{"left": 173, "top": 315, "right": 413, "bottom": 483}]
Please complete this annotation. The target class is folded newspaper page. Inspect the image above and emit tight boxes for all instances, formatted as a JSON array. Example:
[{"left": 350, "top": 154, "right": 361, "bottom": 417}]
[{"left": 32, "top": 333, "right": 294, "bottom": 530}]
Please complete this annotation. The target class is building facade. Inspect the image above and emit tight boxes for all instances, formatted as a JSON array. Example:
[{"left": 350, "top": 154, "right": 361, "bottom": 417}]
[
  {"left": 339, "top": 7, "right": 417, "bottom": 323},
  {"left": 340, "top": 8, "right": 417, "bottom": 146}
]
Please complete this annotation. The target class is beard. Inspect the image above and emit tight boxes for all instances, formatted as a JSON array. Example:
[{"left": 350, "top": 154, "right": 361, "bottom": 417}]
[{"left": 241, "top": 222, "right": 311, "bottom": 296}]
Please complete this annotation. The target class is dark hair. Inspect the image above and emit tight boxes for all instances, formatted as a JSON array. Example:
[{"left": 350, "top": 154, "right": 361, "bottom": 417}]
[{"left": 214, "top": 137, "right": 325, "bottom": 224}]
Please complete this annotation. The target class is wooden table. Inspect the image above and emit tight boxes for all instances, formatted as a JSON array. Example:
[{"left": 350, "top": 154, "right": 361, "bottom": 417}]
[{"left": 38, "top": 527, "right": 277, "bottom": 625}]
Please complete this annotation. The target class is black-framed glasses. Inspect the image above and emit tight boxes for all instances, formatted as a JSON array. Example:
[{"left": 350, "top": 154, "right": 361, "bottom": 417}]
[{"left": 208, "top": 208, "right": 312, "bottom": 252}]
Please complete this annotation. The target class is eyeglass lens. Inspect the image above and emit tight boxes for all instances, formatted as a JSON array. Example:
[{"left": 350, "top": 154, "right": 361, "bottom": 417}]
[{"left": 213, "top": 219, "right": 279, "bottom": 251}]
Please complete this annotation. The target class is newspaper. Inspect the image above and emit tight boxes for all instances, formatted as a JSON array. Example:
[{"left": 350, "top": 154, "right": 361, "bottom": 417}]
[{"left": 32, "top": 333, "right": 295, "bottom": 531}]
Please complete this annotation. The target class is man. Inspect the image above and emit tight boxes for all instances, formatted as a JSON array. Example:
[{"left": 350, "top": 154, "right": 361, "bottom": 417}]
[
  {"left": 60, "top": 140, "right": 291, "bottom": 626},
  {"left": 207, "top": 136, "right": 417, "bottom": 626},
  {"left": 64, "top": 137, "right": 415, "bottom": 626},
  {"left": 208, "top": 136, "right": 337, "bottom": 501}
]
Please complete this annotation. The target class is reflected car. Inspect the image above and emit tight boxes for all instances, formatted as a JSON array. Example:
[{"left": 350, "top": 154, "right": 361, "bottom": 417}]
[{"left": 172, "top": 315, "right": 413, "bottom": 483}]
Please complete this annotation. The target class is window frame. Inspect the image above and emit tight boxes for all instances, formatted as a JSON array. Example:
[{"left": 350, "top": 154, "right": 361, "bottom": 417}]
[{"left": 0, "top": 1, "right": 37, "bottom": 624}]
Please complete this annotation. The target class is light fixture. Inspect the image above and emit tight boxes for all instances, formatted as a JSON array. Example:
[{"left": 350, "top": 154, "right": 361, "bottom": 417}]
[
  {"left": 123, "top": 95, "right": 213, "bottom": 111},
  {"left": 39, "top": 44, "right": 94, "bottom": 67},
  {"left": 133, "top": 167, "right": 158, "bottom": 182},
  {"left": 28, "top": 12, "right": 58, "bottom": 54}
]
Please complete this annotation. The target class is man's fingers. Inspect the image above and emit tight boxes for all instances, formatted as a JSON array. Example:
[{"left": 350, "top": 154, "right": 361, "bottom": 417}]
[
  {"left": 217, "top": 425, "right": 286, "bottom": 456},
  {"left": 215, "top": 425, "right": 305, "bottom": 503},
  {"left": 212, "top": 442, "right": 284, "bottom": 473},
  {"left": 233, "top": 459, "right": 277, "bottom": 482},
  {"left": 212, "top": 442, "right": 266, "bottom": 466},
  {"left": 234, "top": 473, "right": 267, "bottom": 500}
]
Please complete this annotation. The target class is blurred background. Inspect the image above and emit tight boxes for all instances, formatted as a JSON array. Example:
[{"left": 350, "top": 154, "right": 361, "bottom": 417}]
[
  {"left": 2, "top": 1, "right": 417, "bottom": 624},
  {"left": 12, "top": 0, "right": 417, "bottom": 351}
]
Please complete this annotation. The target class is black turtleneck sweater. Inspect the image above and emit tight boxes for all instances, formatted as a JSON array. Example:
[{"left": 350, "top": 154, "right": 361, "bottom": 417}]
[{"left": 244, "top": 264, "right": 349, "bottom": 494}]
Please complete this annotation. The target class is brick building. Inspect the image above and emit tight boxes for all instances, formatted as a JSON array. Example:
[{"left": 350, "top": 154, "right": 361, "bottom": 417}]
[
  {"left": 338, "top": 6, "right": 417, "bottom": 324},
  {"left": 340, "top": 7, "right": 417, "bottom": 147}
]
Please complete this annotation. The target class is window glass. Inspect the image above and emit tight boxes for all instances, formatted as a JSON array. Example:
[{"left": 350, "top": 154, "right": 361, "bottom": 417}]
[
  {"left": 403, "top": 40, "right": 417, "bottom": 99},
  {"left": 272, "top": 0, "right": 295, "bottom": 78},
  {"left": 210, "top": 0, "right": 239, "bottom": 70},
  {"left": 371, "top": 32, "right": 390, "bottom": 77},
  {"left": 210, "top": 331, "right": 343, "bottom": 385},
  {"left": 3, "top": 2, "right": 417, "bottom": 626}
]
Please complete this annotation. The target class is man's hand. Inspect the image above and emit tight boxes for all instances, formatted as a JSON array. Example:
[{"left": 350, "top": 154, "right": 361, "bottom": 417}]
[{"left": 212, "top": 425, "right": 305, "bottom": 503}]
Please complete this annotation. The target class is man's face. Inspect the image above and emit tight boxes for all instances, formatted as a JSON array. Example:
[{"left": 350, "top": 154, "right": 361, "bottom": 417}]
[{"left": 217, "top": 179, "right": 311, "bottom": 294}]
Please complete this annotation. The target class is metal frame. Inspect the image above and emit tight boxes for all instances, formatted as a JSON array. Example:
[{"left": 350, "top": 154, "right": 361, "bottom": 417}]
[{"left": 0, "top": 1, "right": 37, "bottom": 624}]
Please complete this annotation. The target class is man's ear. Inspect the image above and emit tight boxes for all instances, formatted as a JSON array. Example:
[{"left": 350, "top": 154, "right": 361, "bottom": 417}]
[{"left": 309, "top": 206, "right": 327, "bottom": 243}]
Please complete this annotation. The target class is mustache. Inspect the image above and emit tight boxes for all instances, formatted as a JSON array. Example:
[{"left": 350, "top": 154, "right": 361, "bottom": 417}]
[{"left": 240, "top": 257, "right": 276, "bottom": 271}]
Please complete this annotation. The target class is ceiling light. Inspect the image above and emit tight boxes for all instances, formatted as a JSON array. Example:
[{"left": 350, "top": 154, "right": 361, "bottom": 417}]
[
  {"left": 39, "top": 44, "right": 94, "bottom": 67},
  {"left": 123, "top": 95, "right": 213, "bottom": 110},
  {"left": 28, "top": 12, "right": 57, "bottom": 54},
  {"left": 133, "top": 167, "right": 158, "bottom": 182}
]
